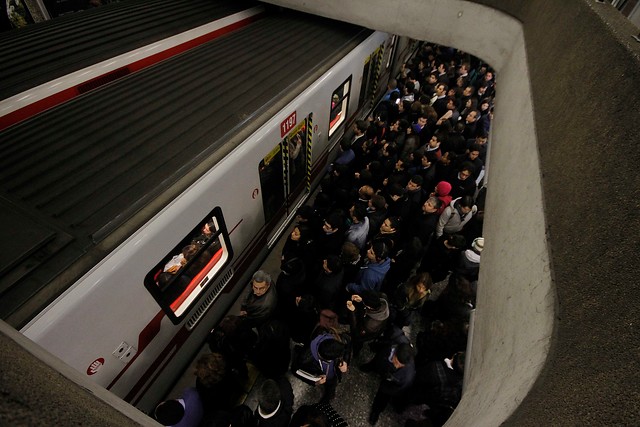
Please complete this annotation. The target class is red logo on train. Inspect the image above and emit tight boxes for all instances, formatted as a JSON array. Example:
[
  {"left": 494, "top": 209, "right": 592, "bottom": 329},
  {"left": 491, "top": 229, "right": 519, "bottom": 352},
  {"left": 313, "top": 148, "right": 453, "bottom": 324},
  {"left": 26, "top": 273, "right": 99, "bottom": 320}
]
[{"left": 87, "top": 358, "right": 105, "bottom": 376}]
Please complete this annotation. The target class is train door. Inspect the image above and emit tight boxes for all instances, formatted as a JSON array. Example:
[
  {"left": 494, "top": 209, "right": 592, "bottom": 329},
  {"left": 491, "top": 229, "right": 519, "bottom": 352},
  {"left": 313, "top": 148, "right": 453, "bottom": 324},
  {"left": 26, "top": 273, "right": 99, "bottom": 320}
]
[
  {"left": 259, "top": 114, "right": 311, "bottom": 247},
  {"left": 358, "top": 46, "right": 383, "bottom": 110}
]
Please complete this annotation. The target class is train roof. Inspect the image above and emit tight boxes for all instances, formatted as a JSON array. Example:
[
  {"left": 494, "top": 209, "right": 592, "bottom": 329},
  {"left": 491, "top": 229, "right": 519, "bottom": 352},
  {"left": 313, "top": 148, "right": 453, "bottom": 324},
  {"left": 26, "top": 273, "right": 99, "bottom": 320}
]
[
  {"left": 0, "top": 0, "right": 260, "bottom": 100},
  {"left": 0, "top": 9, "right": 372, "bottom": 326}
]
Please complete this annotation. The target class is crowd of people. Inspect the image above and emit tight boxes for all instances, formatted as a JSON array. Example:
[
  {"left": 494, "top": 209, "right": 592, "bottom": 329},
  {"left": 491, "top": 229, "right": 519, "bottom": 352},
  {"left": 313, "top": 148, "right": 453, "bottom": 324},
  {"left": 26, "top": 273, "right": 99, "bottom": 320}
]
[{"left": 153, "top": 42, "right": 493, "bottom": 427}]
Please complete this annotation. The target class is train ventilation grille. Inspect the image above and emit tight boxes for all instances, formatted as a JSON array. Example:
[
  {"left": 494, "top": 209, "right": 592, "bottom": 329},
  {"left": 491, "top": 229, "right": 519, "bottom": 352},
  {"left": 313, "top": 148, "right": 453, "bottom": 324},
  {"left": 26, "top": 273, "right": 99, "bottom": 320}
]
[
  {"left": 185, "top": 268, "right": 234, "bottom": 330},
  {"left": 77, "top": 67, "right": 131, "bottom": 94}
]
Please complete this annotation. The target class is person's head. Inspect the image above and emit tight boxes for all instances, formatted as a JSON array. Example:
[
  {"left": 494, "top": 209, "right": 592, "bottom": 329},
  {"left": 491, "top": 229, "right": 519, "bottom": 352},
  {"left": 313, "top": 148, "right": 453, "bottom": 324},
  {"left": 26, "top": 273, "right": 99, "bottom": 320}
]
[
  {"left": 407, "top": 272, "right": 433, "bottom": 295},
  {"left": 427, "top": 73, "right": 438, "bottom": 85},
  {"left": 258, "top": 379, "right": 281, "bottom": 416},
  {"left": 350, "top": 204, "right": 367, "bottom": 223},
  {"left": 416, "top": 114, "right": 428, "bottom": 127},
  {"left": 406, "top": 175, "right": 423, "bottom": 192},
  {"left": 458, "top": 162, "right": 475, "bottom": 181},
  {"left": 387, "top": 183, "right": 405, "bottom": 202},
  {"left": 462, "top": 85, "right": 474, "bottom": 97},
  {"left": 472, "top": 237, "right": 484, "bottom": 254},
  {"left": 428, "top": 134, "right": 440, "bottom": 149},
  {"left": 445, "top": 234, "right": 467, "bottom": 250},
  {"left": 380, "top": 216, "right": 400, "bottom": 234},
  {"left": 323, "top": 213, "right": 342, "bottom": 234},
  {"left": 360, "top": 290, "right": 383, "bottom": 310},
  {"left": 422, "top": 196, "right": 442, "bottom": 214},
  {"left": 367, "top": 240, "right": 389, "bottom": 262},
  {"left": 392, "top": 343, "right": 416, "bottom": 368},
  {"left": 202, "top": 221, "right": 215, "bottom": 236},
  {"left": 354, "top": 119, "right": 368, "bottom": 135},
  {"left": 369, "top": 194, "right": 387, "bottom": 212},
  {"left": 358, "top": 185, "right": 374, "bottom": 200},
  {"left": 476, "top": 133, "right": 488, "bottom": 145},
  {"left": 420, "top": 152, "right": 431, "bottom": 168},
  {"left": 154, "top": 399, "right": 185, "bottom": 426},
  {"left": 446, "top": 96, "right": 457, "bottom": 110},
  {"left": 466, "top": 110, "right": 479, "bottom": 123},
  {"left": 290, "top": 226, "right": 302, "bottom": 242},
  {"left": 318, "top": 339, "right": 345, "bottom": 361},
  {"left": 387, "top": 78, "right": 398, "bottom": 91},
  {"left": 468, "top": 144, "right": 481, "bottom": 161},
  {"left": 480, "top": 98, "right": 491, "bottom": 112},
  {"left": 451, "top": 351, "right": 466, "bottom": 374},
  {"left": 195, "top": 352, "right": 227, "bottom": 387},
  {"left": 435, "top": 83, "right": 447, "bottom": 97},
  {"left": 182, "top": 244, "right": 199, "bottom": 262},
  {"left": 459, "top": 195, "right": 475, "bottom": 214},
  {"left": 251, "top": 270, "right": 272, "bottom": 296},
  {"left": 435, "top": 181, "right": 452, "bottom": 197},
  {"left": 340, "top": 241, "right": 360, "bottom": 263}
]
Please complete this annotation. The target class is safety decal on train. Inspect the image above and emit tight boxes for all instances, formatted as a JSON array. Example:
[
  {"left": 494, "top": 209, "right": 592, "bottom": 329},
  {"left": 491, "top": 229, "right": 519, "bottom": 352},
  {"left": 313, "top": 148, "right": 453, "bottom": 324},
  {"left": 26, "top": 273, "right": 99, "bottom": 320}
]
[{"left": 87, "top": 358, "right": 105, "bottom": 376}]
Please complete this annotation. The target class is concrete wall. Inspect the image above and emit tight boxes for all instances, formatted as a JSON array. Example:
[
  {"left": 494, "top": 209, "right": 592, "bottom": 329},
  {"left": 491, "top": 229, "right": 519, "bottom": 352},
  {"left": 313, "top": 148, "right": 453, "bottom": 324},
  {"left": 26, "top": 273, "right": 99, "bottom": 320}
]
[
  {"left": 263, "top": 0, "right": 640, "bottom": 425},
  {"left": 0, "top": 320, "right": 153, "bottom": 426}
]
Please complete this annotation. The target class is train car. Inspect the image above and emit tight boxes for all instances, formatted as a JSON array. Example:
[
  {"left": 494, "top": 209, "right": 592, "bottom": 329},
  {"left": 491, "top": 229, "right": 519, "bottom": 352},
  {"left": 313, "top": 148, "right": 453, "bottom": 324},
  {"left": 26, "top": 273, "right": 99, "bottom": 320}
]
[
  {"left": 0, "top": 8, "right": 410, "bottom": 411},
  {"left": 0, "top": 0, "right": 265, "bottom": 130}
]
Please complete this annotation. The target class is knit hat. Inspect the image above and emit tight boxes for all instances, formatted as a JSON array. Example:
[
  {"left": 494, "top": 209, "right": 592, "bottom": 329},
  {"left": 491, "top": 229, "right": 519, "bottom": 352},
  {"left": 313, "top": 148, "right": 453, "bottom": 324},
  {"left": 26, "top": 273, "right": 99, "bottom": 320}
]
[
  {"left": 435, "top": 181, "right": 452, "bottom": 196},
  {"left": 472, "top": 237, "right": 484, "bottom": 254}
]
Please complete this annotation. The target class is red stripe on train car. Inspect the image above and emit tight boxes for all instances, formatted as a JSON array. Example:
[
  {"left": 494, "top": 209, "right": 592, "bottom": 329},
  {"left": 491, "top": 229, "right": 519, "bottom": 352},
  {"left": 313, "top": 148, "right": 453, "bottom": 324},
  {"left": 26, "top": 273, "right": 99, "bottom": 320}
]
[{"left": 0, "top": 13, "right": 263, "bottom": 132}]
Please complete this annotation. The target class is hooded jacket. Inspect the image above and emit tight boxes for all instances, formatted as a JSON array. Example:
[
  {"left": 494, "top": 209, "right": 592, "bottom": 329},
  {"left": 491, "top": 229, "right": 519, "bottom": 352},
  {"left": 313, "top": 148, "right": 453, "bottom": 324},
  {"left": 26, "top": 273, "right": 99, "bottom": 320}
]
[
  {"left": 346, "top": 257, "right": 391, "bottom": 294},
  {"left": 435, "top": 198, "right": 476, "bottom": 238}
]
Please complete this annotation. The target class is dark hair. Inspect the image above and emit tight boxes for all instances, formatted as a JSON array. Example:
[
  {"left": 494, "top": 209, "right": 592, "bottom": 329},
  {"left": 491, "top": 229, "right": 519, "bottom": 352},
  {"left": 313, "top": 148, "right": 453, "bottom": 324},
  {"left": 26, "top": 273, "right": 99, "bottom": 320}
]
[
  {"left": 318, "top": 339, "right": 345, "bottom": 361},
  {"left": 360, "top": 290, "right": 383, "bottom": 310},
  {"left": 459, "top": 161, "right": 475, "bottom": 174},
  {"left": 409, "top": 174, "right": 423, "bottom": 186},
  {"left": 355, "top": 120, "right": 368, "bottom": 133},
  {"left": 395, "top": 343, "right": 416, "bottom": 365},
  {"left": 324, "top": 213, "right": 343, "bottom": 231},
  {"left": 370, "top": 194, "right": 387, "bottom": 211},
  {"left": 371, "top": 240, "right": 389, "bottom": 260},
  {"left": 448, "top": 234, "right": 467, "bottom": 249},
  {"left": 154, "top": 400, "right": 184, "bottom": 426},
  {"left": 388, "top": 183, "right": 404, "bottom": 198},
  {"left": 459, "top": 195, "right": 475, "bottom": 209},
  {"left": 385, "top": 216, "right": 401, "bottom": 232},
  {"left": 351, "top": 204, "right": 367, "bottom": 222},
  {"left": 258, "top": 379, "right": 281, "bottom": 414}
]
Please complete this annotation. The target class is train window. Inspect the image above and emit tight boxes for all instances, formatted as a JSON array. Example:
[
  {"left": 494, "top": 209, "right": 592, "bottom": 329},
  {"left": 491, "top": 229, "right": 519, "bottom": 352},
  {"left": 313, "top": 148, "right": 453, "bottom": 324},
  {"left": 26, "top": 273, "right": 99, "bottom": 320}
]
[
  {"left": 329, "top": 77, "right": 351, "bottom": 137},
  {"left": 385, "top": 36, "right": 398, "bottom": 70},
  {"left": 143, "top": 207, "right": 232, "bottom": 324}
]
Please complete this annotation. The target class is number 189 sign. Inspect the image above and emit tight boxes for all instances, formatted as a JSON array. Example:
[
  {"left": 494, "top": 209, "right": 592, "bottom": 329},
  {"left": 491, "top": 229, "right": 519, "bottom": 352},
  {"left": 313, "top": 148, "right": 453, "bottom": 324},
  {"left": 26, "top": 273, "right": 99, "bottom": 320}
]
[{"left": 280, "top": 111, "right": 297, "bottom": 138}]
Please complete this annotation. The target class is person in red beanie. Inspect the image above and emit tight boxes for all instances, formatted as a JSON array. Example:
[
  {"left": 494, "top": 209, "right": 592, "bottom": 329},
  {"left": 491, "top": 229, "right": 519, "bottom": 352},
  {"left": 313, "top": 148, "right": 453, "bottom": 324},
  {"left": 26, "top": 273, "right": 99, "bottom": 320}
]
[{"left": 431, "top": 181, "right": 452, "bottom": 215}]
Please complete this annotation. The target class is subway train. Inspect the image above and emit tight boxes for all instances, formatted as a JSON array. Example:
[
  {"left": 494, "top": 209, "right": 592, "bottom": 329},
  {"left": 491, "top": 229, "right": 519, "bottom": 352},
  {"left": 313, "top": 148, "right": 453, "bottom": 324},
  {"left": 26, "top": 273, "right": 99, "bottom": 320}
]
[
  {"left": 0, "top": 6, "right": 413, "bottom": 411},
  {"left": 0, "top": 0, "right": 266, "bottom": 130}
]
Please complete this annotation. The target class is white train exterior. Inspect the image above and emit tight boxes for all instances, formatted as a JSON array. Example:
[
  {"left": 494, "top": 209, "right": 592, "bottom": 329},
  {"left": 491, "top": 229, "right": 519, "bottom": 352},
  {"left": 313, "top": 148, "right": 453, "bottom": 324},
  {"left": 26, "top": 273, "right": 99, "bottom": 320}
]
[{"left": 5, "top": 10, "right": 412, "bottom": 411}]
